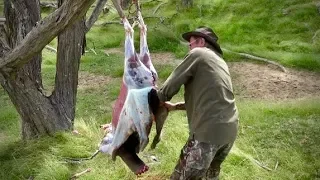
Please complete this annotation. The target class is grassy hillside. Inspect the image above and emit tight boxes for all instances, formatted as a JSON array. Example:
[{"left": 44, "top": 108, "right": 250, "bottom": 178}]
[
  {"left": 0, "top": 0, "right": 320, "bottom": 179},
  {"left": 84, "top": 0, "right": 320, "bottom": 71}
]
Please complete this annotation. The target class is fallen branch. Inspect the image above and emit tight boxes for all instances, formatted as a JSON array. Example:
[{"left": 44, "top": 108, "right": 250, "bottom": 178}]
[
  {"left": 153, "top": 2, "right": 167, "bottom": 14},
  {"left": 223, "top": 48, "right": 286, "bottom": 73},
  {"left": 232, "top": 146, "right": 273, "bottom": 172},
  {"left": 274, "top": 161, "right": 279, "bottom": 171},
  {"left": 45, "top": 45, "right": 57, "bottom": 53},
  {"left": 89, "top": 48, "right": 97, "bottom": 55},
  {"left": 64, "top": 150, "right": 100, "bottom": 164},
  {"left": 70, "top": 168, "right": 92, "bottom": 179},
  {"left": 252, "top": 158, "right": 273, "bottom": 171},
  {"left": 312, "top": 29, "right": 320, "bottom": 43}
]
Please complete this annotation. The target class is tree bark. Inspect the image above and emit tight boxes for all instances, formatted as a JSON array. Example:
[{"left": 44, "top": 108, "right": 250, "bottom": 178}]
[
  {"left": 0, "top": 0, "right": 94, "bottom": 139},
  {"left": 0, "top": 0, "right": 95, "bottom": 73},
  {"left": 0, "top": 23, "right": 10, "bottom": 58},
  {"left": 1, "top": 0, "right": 61, "bottom": 138},
  {"left": 40, "top": 1, "right": 57, "bottom": 9},
  {"left": 111, "top": 0, "right": 125, "bottom": 18},
  {"left": 50, "top": 0, "right": 86, "bottom": 128}
]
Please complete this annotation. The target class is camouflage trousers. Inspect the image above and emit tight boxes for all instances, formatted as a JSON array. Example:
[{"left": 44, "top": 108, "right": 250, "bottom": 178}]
[{"left": 170, "top": 138, "right": 234, "bottom": 180}]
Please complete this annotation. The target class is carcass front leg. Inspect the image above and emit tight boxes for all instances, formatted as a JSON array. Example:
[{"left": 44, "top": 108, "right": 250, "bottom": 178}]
[{"left": 151, "top": 105, "right": 168, "bottom": 149}]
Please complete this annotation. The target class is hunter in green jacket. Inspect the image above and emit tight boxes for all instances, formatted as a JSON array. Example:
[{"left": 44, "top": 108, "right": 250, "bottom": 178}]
[{"left": 157, "top": 26, "right": 239, "bottom": 180}]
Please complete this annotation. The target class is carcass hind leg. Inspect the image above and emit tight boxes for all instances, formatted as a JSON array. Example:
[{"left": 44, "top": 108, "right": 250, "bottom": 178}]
[
  {"left": 117, "top": 132, "right": 149, "bottom": 175},
  {"left": 123, "top": 18, "right": 134, "bottom": 37}
]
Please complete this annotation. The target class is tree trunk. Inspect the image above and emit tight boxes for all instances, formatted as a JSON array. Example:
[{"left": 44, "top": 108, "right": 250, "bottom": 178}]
[
  {"left": 0, "top": 0, "right": 93, "bottom": 139},
  {"left": 1, "top": 0, "right": 61, "bottom": 139},
  {"left": 50, "top": 0, "right": 86, "bottom": 128}
]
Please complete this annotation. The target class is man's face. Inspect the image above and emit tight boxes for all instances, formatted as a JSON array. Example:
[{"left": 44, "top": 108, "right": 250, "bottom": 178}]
[{"left": 189, "top": 36, "right": 205, "bottom": 50}]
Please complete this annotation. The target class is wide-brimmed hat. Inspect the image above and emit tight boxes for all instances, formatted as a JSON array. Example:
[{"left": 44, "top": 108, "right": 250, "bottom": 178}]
[{"left": 182, "top": 26, "right": 223, "bottom": 55}]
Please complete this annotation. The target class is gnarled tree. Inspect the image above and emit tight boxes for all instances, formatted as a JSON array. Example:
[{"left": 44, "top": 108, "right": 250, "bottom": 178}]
[{"left": 0, "top": 0, "right": 95, "bottom": 139}]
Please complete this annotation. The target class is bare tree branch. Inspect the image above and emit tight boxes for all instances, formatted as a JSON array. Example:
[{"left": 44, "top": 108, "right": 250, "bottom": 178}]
[
  {"left": 40, "top": 1, "right": 57, "bottom": 9},
  {"left": 0, "top": 0, "right": 95, "bottom": 73},
  {"left": 111, "top": 0, "right": 125, "bottom": 18},
  {"left": 85, "top": 0, "right": 109, "bottom": 32}
]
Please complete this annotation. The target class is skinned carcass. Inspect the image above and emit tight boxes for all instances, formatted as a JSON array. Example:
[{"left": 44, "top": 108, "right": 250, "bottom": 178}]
[
  {"left": 109, "top": 14, "right": 155, "bottom": 131},
  {"left": 99, "top": 15, "right": 163, "bottom": 175}
]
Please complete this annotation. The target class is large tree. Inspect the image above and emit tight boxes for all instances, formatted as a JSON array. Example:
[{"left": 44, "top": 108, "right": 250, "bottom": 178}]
[{"left": 0, "top": 0, "right": 95, "bottom": 139}]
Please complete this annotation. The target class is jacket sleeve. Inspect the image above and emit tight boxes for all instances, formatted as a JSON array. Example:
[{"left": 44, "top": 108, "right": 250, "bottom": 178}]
[{"left": 157, "top": 49, "right": 199, "bottom": 102}]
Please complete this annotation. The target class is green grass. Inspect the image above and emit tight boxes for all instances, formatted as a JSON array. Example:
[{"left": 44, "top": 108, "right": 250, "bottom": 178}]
[
  {"left": 1, "top": 0, "right": 320, "bottom": 179},
  {"left": 33, "top": 0, "right": 320, "bottom": 70},
  {"left": 1, "top": 85, "right": 319, "bottom": 179},
  {"left": 233, "top": 99, "right": 320, "bottom": 179},
  {"left": 80, "top": 52, "right": 124, "bottom": 77},
  {"left": 137, "top": 0, "right": 320, "bottom": 70}
]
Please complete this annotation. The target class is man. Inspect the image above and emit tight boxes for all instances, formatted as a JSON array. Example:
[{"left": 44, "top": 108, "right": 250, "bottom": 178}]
[{"left": 157, "top": 26, "right": 239, "bottom": 180}]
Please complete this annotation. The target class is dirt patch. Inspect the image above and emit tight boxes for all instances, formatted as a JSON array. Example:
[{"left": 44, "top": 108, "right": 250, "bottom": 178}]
[
  {"left": 103, "top": 48, "right": 123, "bottom": 55},
  {"left": 150, "top": 52, "right": 183, "bottom": 65},
  {"left": 229, "top": 62, "right": 320, "bottom": 100},
  {"left": 85, "top": 49, "right": 320, "bottom": 100},
  {"left": 78, "top": 72, "right": 112, "bottom": 89}
]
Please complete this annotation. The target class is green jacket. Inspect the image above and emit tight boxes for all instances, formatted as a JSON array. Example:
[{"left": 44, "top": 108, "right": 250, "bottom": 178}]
[{"left": 157, "top": 47, "right": 238, "bottom": 145}]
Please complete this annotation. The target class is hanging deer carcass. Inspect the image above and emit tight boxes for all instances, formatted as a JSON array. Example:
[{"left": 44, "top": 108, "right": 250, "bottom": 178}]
[{"left": 99, "top": 14, "right": 170, "bottom": 175}]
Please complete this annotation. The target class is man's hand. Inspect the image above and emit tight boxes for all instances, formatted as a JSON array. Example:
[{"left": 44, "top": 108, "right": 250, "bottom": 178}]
[
  {"left": 161, "top": 101, "right": 185, "bottom": 111},
  {"left": 163, "top": 101, "right": 176, "bottom": 111}
]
